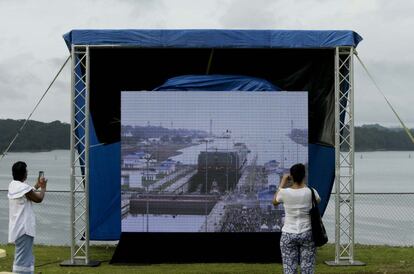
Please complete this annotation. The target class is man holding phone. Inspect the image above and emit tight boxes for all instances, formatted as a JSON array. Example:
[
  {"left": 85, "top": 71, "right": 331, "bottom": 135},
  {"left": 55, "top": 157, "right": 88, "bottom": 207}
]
[{"left": 8, "top": 161, "right": 47, "bottom": 274}]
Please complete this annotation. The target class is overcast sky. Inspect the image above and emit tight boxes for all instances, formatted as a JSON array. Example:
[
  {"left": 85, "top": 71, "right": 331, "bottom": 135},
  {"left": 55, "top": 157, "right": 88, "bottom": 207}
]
[{"left": 0, "top": 0, "right": 413, "bottom": 127}]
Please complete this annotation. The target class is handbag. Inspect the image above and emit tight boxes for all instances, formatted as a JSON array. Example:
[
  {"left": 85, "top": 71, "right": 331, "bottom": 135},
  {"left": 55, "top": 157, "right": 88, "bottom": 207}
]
[{"left": 309, "top": 187, "right": 328, "bottom": 247}]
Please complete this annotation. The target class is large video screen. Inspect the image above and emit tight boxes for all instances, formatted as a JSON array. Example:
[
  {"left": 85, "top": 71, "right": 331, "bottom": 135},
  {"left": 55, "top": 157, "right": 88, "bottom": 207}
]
[{"left": 121, "top": 91, "right": 308, "bottom": 233}]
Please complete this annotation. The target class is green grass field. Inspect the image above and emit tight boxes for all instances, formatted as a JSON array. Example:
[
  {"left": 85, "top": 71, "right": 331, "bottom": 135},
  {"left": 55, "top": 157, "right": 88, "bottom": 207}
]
[{"left": 1, "top": 244, "right": 413, "bottom": 273}]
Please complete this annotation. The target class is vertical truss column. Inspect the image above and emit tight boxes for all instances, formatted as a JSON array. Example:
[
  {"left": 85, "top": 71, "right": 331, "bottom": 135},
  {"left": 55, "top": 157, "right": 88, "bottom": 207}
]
[
  {"left": 326, "top": 47, "right": 364, "bottom": 266},
  {"left": 61, "top": 45, "right": 99, "bottom": 267}
]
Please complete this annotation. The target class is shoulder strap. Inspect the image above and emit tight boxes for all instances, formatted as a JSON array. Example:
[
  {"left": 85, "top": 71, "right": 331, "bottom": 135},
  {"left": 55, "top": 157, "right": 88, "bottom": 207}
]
[{"left": 309, "top": 187, "right": 317, "bottom": 207}]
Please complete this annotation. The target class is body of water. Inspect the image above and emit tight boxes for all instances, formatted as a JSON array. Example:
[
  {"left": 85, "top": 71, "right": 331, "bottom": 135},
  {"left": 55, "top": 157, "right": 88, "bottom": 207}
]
[
  {"left": 1, "top": 150, "right": 413, "bottom": 245},
  {"left": 0, "top": 150, "right": 70, "bottom": 191},
  {"left": 354, "top": 151, "right": 414, "bottom": 193}
]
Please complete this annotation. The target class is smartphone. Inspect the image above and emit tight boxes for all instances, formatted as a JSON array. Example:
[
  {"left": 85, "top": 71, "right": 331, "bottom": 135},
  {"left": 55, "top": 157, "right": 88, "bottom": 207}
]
[{"left": 38, "top": 171, "right": 44, "bottom": 180}]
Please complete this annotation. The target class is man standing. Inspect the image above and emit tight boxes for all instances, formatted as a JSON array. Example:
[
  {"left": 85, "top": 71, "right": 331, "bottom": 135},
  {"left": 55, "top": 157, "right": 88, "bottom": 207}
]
[{"left": 8, "top": 161, "right": 47, "bottom": 274}]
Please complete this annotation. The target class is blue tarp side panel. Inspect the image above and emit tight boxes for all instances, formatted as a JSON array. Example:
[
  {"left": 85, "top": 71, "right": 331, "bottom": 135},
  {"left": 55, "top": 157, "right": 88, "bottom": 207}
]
[
  {"left": 63, "top": 29, "right": 362, "bottom": 49},
  {"left": 154, "top": 75, "right": 282, "bottom": 91},
  {"left": 73, "top": 56, "right": 121, "bottom": 240},
  {"left": 89, "top": 143, "right": 121, "bottom": 239},
  {"left": 89, "top": 118, "right": 121, "bottom": 240},
  {"left": 308, "top": 144, "right": 335, "bottom": 215}
]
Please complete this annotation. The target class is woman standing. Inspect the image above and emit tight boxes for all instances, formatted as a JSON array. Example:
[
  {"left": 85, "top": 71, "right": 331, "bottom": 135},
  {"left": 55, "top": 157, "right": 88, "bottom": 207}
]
[{"left": 273, "top": 163, "right": 321, "bottom": 274}]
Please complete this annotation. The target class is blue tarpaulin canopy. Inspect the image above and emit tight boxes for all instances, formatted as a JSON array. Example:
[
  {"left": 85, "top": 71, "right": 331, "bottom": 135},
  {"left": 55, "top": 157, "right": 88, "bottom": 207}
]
[
  {"left": 63, "top": 29, "right": 362, "bottom": 240},
  {"left": 154, "top": 74, "right": 282, "bottom": 91},
  {"left": 64, "top": 29, "right": 362, "bottom": 49}
]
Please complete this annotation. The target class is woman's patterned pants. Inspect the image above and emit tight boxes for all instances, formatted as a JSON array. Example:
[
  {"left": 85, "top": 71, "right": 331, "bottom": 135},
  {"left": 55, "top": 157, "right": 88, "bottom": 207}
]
[{"left": 280, "top": 230, "right": 316, "bottom": 274}]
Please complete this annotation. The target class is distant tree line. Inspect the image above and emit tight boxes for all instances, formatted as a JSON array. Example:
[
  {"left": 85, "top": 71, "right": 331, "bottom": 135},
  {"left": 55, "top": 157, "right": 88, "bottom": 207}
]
[
  {"left": 1, "top": 120, "right": 413, "bottom": 152},
  {"left": 0, "top": 119, "right": 69, "bottom": 152},
  {"left": 353, "top": 124, "right": 414, "bottom": 151}
]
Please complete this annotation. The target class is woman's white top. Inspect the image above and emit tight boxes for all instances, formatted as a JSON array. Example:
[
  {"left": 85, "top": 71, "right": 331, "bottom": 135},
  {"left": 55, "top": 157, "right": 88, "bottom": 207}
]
[
  {"left": 276, "top": 187, "right": 320, "bottom": 234},
  {"left": 8, "top": 180, "right": 35, "bottom": 243}
]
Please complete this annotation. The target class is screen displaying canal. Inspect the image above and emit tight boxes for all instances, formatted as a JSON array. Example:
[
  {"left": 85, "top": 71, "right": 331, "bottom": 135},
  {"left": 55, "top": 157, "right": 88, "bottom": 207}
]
[{"left": 121, "top": 91, "right": 308, "bottom": 232}]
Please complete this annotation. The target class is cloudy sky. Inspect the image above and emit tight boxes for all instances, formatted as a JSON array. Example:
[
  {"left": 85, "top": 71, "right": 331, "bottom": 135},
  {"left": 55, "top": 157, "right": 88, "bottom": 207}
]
[{"left": 0, "top": 0, "right": 413, "bottom": 127}]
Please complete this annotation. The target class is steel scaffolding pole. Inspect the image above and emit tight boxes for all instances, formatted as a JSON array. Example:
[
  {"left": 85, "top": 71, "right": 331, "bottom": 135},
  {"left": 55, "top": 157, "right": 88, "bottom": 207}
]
[
  {"left": 61, "top": 45, "right": 100, "bottom": 267},
  {"left": 326, "top": 46, "right": 364, "bottom": 266}
]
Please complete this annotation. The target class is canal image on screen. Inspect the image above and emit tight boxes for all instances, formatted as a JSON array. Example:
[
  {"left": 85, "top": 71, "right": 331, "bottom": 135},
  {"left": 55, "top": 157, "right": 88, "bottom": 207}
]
[{"left": 121, "top": 91, "right": 308, "bottom": 233}]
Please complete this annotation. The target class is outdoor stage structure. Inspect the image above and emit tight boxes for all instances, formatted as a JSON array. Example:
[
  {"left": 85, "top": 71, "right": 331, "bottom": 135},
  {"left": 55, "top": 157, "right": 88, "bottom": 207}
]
[{"left": 62, "top": 29, "right": 363, "bottom": 266}]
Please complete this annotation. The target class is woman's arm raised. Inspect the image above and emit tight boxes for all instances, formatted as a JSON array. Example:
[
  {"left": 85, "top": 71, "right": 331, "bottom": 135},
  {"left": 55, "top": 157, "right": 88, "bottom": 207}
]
[{"left": 272, "top": 174, "right": 290, "bottom": 206}]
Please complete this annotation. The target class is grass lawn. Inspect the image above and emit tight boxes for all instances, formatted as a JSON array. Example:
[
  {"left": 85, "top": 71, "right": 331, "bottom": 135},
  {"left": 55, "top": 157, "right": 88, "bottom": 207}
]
[{"left": 1, "top": 244, "right": 414, "bottom": 273}]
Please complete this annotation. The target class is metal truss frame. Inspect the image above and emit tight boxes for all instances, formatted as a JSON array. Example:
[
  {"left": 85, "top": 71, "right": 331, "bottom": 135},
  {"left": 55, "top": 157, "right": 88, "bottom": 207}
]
[
  {"left": 61, "top": 45, "right": 99, "bottom": 267},
  {"left": 326, "top": 47, "right": 364, "bottom": 266}
]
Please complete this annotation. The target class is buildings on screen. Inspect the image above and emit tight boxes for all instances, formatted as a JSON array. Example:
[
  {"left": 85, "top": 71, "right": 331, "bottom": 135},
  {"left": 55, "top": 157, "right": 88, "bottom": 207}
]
[{"left": 122, "top": 151, "right": 178, "bottom": 189}]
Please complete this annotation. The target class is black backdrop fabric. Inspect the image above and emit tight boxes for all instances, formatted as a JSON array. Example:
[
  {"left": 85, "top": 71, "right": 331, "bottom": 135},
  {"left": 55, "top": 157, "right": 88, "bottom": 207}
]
[
  {"left": 89, "top": 48, "right": 335, "bottom": 146},
  {"left": 111, "top": 233, "right": 282, "bottom": 264}
]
